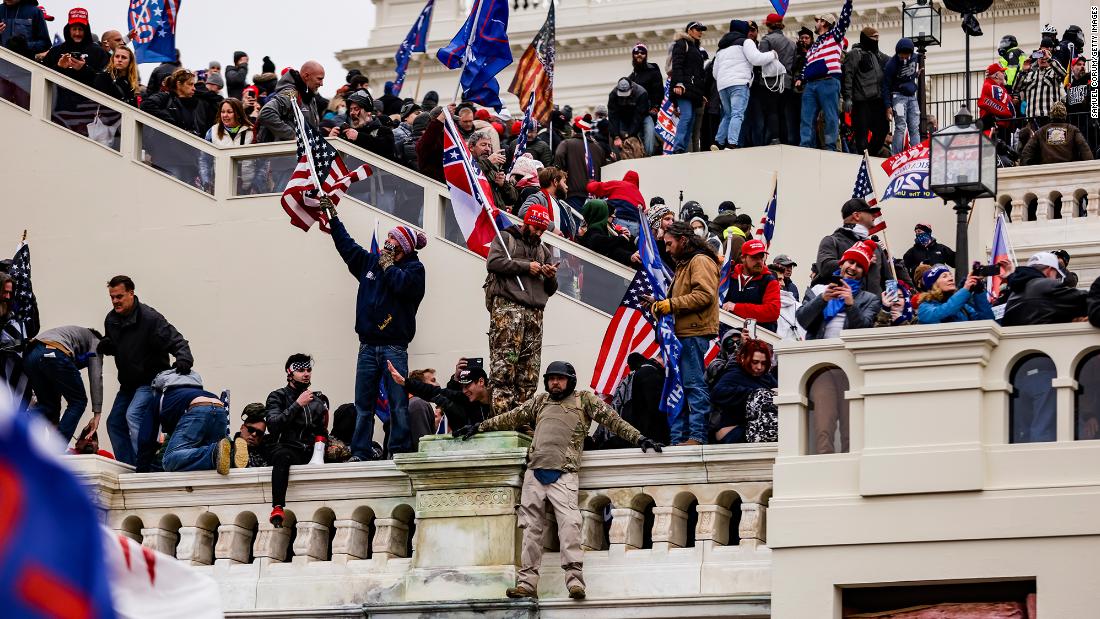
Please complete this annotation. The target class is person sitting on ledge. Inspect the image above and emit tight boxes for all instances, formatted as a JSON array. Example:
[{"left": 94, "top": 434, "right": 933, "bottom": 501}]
[
  {"left": 265, "top": 354, "right": 330, "bottom": 528},
  {"left": 452, "top": 361, "right": 663, "bottom": 602},
  {"left": 232, "top": 403, "right": 269, "bottom": 468}
]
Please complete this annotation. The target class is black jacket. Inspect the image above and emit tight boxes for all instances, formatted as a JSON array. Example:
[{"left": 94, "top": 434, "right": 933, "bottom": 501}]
[
  {"left": 626, "top": 361, "right": 668, "bottom": 445},
  {"left": 1002, "top": 266, "right": 1088, "bottom": 326},
  {"left": 0, "top": 0, "right": 51, "bottom": 57},
  {"left": 225, "top": 62, "right": 248, "bottom": 99},
  {"left": 711, "top": 364, "right": 777, "bottom": 430},
  {"left": 349, "top": 120, "right": 396, "bottom": 161},
  {"left": 43, "top": 21, "right": 107, "bottom": 86},
  {"left": 629, "top": 61, "right": 664, "bottom": 112},
  {"left": 93, "top": 72, "right": 138, "bottom": 107},
  {"left": 669, "top": 32, "right": 706, "bottom": 103},
  {"left": 265, "top": 383, "right": 330, "bottom": 450},
  {"left": 141, "top": 91, "right": 219, "bottom": 137},
  {"left": 101, "top": 300, "right": 193, "bottom": 390},
  {"left": 816, "top": 226, "right": 889, "bottom": 296},
  {"left": 607, "top": 83, "right": 650, "bottom": 138},
  {"left": 578, "top": 228, "right": 635, "bottom": 267},
  {"left": 404, "top": 376, "right": 489, "bottom": 430},
  {"left": 902, "top": 239, "right": 956, "bottom": 275},
  {"left": 1088, "top": 276, "right": 1100, "bottom": 328}
]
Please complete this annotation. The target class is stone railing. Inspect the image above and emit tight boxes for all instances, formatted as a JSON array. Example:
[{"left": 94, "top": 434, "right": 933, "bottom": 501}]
[
  {"left": 68, "top": 433, "right": 775, "bottom": 616},
  {"left": 995, "top": 160, "right": 1100, "bottom": 223}
]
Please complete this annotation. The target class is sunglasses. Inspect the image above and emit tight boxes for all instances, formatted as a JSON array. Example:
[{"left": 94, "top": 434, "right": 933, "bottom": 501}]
[{"left": 242, "top": 425, "right": 264, "bottom": 436}]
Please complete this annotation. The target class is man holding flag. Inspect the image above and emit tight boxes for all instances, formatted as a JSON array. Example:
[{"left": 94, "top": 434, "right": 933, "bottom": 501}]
[
  {"left": 650, "top": 221, "right": 719, "bottom": 446},
  {"left": 436, "top": 0, "right": 512, "bottom": 109}
]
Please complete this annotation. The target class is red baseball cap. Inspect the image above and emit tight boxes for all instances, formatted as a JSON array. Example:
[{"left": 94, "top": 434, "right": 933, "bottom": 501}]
[
  {"left": 986, "top": 62, "right": 1006, "bottom": 76},
  {"left": 524, "top": 203, "right": 551, "bottom": 230},
  {"left": 765, "top": 13, "right": 783, "bottom": 26},
  {"left": 742, "top": 239, "right": 768, "bottom": 256},
  {"left": 39, "top": 6, "right": 55, "bottom": 21},
  {"left": 68, "top": 7, "right": 89, "bottom": 26}
]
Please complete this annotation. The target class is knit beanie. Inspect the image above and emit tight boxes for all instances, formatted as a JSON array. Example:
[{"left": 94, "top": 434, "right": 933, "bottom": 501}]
[
  {"left": 915, "top": 222, "right": 932, "bottom": 234},
  {"left": 648, "top": 204, "right": 673, "bottom": 229},
  {"left": 233, "top": 51, "right": 247, "bottom": 64},
  {"left": 390, "top": 225, "right": 427, "bottom": 254},
  {"left": 524, "top": 203, "right": 552, "bottom": 230},
  {"left": 921, "top": 264, "right": 952, "bottom": 291},
  {"left": 841, "top": 240, "right": 877, "bottom": 273},
  {"left": 262, "top": 56, "right": 276, "bottom": 74}
]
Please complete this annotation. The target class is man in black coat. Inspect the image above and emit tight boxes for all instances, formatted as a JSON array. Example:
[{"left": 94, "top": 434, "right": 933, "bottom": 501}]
[
  {"left": 42, "top": 8, "right": 107, "bottom": 86},
  {"left": 1001, "top": 252, "right": 1088, "bottom": 327},
  {"left": 628, "top": 43, "right": 664, "bottom": 154},
  {"left": 0, "top": 0, "right": 52, "bottom": 58},
  {"left": 902, "top": 223, "right": 956, "bottom": 275},
  {"left": 607, "top": 78, "right": 651, "bottom": 152},
  {"left": 669, "top": 22, "right": 708, "bottom": 153},
  {"left": 99, "top": 275, "right": 192, "bottom": 472},
  {"left": 333, "top": 89, "right": 396, "bottom": 161},
  {"left": 815, "top": 199, "right": 889, "bottom": 296},
  {"left": 388, "top": 358, "right": 490, "bottom": 431}
]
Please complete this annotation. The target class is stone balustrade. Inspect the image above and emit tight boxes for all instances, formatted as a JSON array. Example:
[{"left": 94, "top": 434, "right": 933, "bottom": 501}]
[{"left": 68, "top": 433, "right": 775, "bottom": 616}]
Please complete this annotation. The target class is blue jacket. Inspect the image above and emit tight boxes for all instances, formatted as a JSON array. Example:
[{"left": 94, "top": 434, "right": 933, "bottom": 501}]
[
  {"left": 917, "top": 287, "right": 994, "bottom": 324},
  {"left": 711, "top": 364, "right": 777, "bottom": 429},
  {"left": 0, "top": 1, "right": 51, "bottom": 55},
  {"left": 882, "top": 50, "right": 920, "bottom": 106},
  {"left": 331, "top": 218, "right": 426, "bottom": 346}
]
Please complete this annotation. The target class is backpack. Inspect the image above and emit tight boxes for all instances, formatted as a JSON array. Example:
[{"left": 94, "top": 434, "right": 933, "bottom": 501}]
[{"left": 744, "top": 388, "right": 778, "bottom": 442}]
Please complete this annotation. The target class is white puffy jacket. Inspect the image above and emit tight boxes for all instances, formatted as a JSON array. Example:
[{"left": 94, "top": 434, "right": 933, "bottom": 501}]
[{"left": 712, "top": 39, "right": 777, "bottom": 91}]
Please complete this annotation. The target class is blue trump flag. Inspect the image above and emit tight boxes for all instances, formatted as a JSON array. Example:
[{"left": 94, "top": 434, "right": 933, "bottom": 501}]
[
  {"left": 0, "top": 390, "right": 116, "bottom": 618},
  {"left": 637, "top": 222, "right": 684, "bottom": 423},
  {"left": 394, "top": 0, "right": 435, "bottom": 96},
  {"left": 127, "top": 0, "right": 180, "bottom": 64},
  {"left": 436, "top": 0, "right": 512, "bottom": 109}
]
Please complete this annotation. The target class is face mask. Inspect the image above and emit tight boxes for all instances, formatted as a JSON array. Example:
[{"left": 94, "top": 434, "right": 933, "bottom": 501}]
[
  {"left": 916, "top": 232, "right": 932, "bottom": 246},
  {"left": 850, "top": 224, "right": 870, "bottom": 239},
  {"left": 694, "top": 228, "right": 707, "bottom": 238},
  {"left": 383, "top": 240, "right": 398, "bottom": 253}
]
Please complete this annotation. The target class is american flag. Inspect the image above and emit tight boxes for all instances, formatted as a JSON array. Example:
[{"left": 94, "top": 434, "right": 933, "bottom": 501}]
[
  {"left": 507, "top": 0, "right": 555, "bottom": 123},
  {"left": 852, "top": 154, "right": 886, "bottom": 234},
  {"left": 1, "top": 243, "right": 39, "bottom": 408},
  {"left": 655, "top": 80, "right": 678, "bottom": 154},
  {"left": 755, "top": 179, "right": 778, "bottom": 249},
  {"left": 281, "top": 106, "right": 371, "bottom": 233},
  {"left": 507, "top": 92, "right": 536, "bottom": 175},
  {"left": 590, "top": 270, "right": 662, "bottom": 397}
]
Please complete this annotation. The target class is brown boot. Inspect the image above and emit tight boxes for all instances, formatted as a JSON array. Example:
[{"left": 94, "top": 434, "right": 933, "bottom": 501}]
[
  {"left": 506, "top": 585, "right": 538, "bottom": 599},
  {"left": 674, "top": 439, "right": 702, "bottom": 446},
  {"left": 568, "top": 585, "right": 586, "bottom": 600}
]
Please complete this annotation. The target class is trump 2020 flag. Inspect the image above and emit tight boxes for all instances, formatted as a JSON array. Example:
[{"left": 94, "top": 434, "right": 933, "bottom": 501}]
[
  {"left": 755, "top": 178, "right": 778, "bottom": 249},
  {"left": 441, "top": 110, "right": 511, "bottom": 257},
  {"left": 637, "top": 222, "right": 684, "bottom": 423},
  {"left": 0, "top": 388, "right": 116, "bottom": 619},
  {"left": 127, "top": 0, "right": 180, "bottom": 64},
  {"left": 880, "top": 140, "right": 934, "bottom": 201},
  {"left": 436, "top": 0, "right": 512, "bottom": 109},
  {"left": 393, "top": 0, "right": 435, "bottom": 96},
  {"left": 106, "top": 530, "right": 222, "bottom": 618},
  {"left": 770, "top": 0, "right": 790, "bottom": 16},
  {"left": 655, "top": 80, "right": 678, "bottom": 154}
]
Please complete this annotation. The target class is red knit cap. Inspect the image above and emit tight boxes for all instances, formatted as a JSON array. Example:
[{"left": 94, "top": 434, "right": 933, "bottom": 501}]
[
  {"left": 841, "top": 240, "right": 877, "bottom": 273},
  {"left": 524, "top": 203, "right": 551, "bottom": 230}
]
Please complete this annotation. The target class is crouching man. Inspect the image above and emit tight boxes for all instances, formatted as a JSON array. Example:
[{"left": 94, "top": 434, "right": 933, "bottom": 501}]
[
  {"left": 157, "top": 370, "right": 231, "bottom": 475},
  {"left": 453, "top": 361, "right": 664, "bottom": 601}
]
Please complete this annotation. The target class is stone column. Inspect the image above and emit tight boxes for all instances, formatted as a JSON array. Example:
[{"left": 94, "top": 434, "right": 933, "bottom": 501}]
[
  {"left": 608, "top": 508, "right": 645, "bottom": 551},
  {"left": 580, "top": 509, "right": 608, "bottom": 551},
  {"left": 140, "top": 527, "right": 179, "bottom": 557},
  {"left": 291, "top": 521, "right": 331, "bottom": 564},
  {"left": 695, "top": 504, "right": 733, "bottom": 547},
  {"left": 176, "top": 525, "right": 216, "bottom": 565},
  {"left": 252, "top": 522, "right": 291, "bottom": 567},
  {"left": 1010, "top": 199, "right": 1026, "bottom": 222},
  {"left": 650, "top": 506, "right": 688, "bottom": 551},
  {"left": 738, "top": 503, "right": 767, "bottom": 549},
  {"left": 394, "top": 431, "right": 531, "bottom": 602},
  {"left": 1035, "top": 197, "right": 1053, "bottom": 221},
  {"left": 331, "top": 519, "right": 371, "bottom": 562},
  {"left": 371, "top": 518, "right": 410, "bottom": 560},
  {"left": 1061, "top": 196, "right": 1079, "bottom": 218},
  {"left": 1086, "top": 192, "right": 1099, "bottom": 218},
  {"left": 215, "top": 524, "right": 255, "bottom": 566}
]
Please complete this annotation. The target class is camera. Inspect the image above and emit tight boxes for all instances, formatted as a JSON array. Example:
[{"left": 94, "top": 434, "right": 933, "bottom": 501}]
[
  {"left": 972, "top": 262, "right": 1000, "bottom": 277},
  {"left": 1030, "top": 50, "right": 1045, "bottom": 60}
]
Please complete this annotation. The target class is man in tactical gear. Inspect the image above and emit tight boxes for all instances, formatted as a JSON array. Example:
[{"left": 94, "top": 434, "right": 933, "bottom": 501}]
[{"left": 453, "top": 361, "right": 664, "bottom": 601}]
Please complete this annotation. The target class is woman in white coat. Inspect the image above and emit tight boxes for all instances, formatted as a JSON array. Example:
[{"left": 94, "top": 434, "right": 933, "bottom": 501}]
[{"left": 711, "top": 20, "right": 777, "bottom": 148}]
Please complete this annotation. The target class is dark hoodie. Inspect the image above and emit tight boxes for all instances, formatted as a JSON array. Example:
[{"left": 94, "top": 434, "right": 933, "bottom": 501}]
[
  {"left": 257, "top": 69, "right": 320, "bottom": 142},
  {"left": 843, "top": 30, "right": 889, "bottom": 103},
  {"left": 718, "top": 20, "right": 749, "bottom": 50},
  {"left": 1088, "top": 276, "right": 1100, "bottom": 328},
  {"left": 0, "top": 0, "right": 51, "bottom": 56},
  {"left": 881, "top": 38, "right": 920, "bottom": 107},
  {"left": 629, "top": 59, "right": 664, "bottom": 112},
  {"left": 1001, "top": 265, "right": 1087, "bottom": 327},
  {"left": 43, "top": 16, "right": 108, "bottom": 86}
]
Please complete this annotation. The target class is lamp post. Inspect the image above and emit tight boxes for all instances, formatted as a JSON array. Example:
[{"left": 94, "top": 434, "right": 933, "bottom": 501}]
[
  {"left": 902, "top": 0, "right": 942, "bottom": 139},
  {"left": 929, "top": 106, "right": 997, "bottom": 283}
]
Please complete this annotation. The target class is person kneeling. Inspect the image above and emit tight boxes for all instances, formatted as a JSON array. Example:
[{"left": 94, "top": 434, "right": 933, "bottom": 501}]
[
  {"left": 157, "top": 370, "right": 232, "bottom": 475},
  {"left": 916, "top": 264, "right": 994, "bottom": 324}
]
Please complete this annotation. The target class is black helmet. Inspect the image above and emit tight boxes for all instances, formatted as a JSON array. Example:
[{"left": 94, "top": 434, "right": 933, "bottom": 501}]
[
  {"left": 998, "top": 35, "right": 1017, "bottom": 53},
  {"left": 543, "top": 361, "right": 577, "bottom": 399},
  {"left": 680, "top": 200, "right": 705, "bottom": 222}
]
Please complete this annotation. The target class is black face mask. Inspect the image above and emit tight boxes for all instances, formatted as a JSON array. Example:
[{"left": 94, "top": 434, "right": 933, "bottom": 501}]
[{"left": 288, "top": 375, "right": 311, "bottom": 391}]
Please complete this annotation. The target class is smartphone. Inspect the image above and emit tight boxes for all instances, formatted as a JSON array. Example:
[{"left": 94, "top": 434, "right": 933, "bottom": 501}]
[
  {"left": 823, "top": 274, "right": 844, "bottom": 287},
  {"left": 467, "top": 357, "right": 484, "bottom": 370},
  {"left": 885, "top": 279, "right": 899, "bottom": 301},
  {"left": 744, "top": 319, "right": 758, "bottom": 340},
  {"left": 972, "top": 263, "right": 1001, "bottom": 277}
]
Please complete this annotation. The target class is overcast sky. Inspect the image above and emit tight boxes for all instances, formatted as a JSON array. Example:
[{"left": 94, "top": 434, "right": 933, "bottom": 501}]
[{"left": 43, "top": 0, "right": 376, "bottom": 97}]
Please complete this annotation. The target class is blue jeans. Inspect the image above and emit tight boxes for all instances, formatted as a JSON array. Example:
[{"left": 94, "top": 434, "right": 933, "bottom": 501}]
[
  {"left": 716, "top": 85, "right": 750, "bottom": 146},
  {"left": 162, "top": 405, "right": 229, "bottom": 472},
  {"left": 107, "top": 385, "right": 156, "bottom": 470},
  {"left": 672, "top": 335, "right": 712, "bottom": 444},
  {"left": 641, "top": 114, "right": 657, "bottom": 155},
  {"left": 800, "top": 77, "right": 841, "bottom": 151},
  {"left": 891, "top": 93, "right": 921, "bottom": 154},
  {"left": 352, "top": 343, "right": 410, "bottom": 459},
  {"left": 672, "top": 96, "right": 695, "bottom": 153},
  {"left": 24, "top": 343, "right": 88, "bottom": 443}
]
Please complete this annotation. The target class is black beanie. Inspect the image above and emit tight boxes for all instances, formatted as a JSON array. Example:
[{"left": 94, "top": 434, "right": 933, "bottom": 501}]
[
  {"left": 233, "top": 51, "right": 247, "bottom": 64},
  {"left": 262, "top": 56, "right": 276, "bottom": 74}
]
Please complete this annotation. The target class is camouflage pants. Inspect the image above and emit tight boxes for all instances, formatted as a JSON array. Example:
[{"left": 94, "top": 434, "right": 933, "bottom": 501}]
[{"left": 488, "top": 296, "right": 544, "bottom": 416}]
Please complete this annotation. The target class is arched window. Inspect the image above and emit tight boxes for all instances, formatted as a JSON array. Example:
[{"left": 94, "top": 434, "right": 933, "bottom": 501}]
[
  {"left": 1075, "top": 352, "right": 1100, "bottom": 440},
  {"left": 806, "top": 367, "right": 850, "bottom": 455},
  {"left": 1010, "top": 355, "right": 1057, "bottom": 443}
]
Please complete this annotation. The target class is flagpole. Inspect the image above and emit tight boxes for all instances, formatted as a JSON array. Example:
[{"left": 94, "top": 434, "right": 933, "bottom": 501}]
[
  {"left": 294, "top": 104, "right": 324, "bottom": 196},
  {"left": 452, "top": 0, "right": 487, "bottom": 105},
  {"left": 414, "top": 4, "right": 433, "bottom": 103},
  {"left": 863, "top": 151, "right": 898, "bottom": 282}
]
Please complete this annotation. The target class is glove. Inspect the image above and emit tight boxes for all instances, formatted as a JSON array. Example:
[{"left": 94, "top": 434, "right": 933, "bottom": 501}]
[
  {"left": 651, "top": 299, "right": 671, "bottom": 317},
  {"left": 639, "top": 437, "right": 664, "bottom": 453},
  {"left": 453, "top": 424, "right": 480, "bottom": 440},
  {"left": 173, "top": 359, "right": 192, "bottom": 375},
  {"left": 318, "top": 194, "right": 337, "bottom": 220},
  {"left": 379, "top": 248, "right": 395, "bottom": 270},
  {"left": 95, "top": 337, "right": 114, "bottom": 356}
]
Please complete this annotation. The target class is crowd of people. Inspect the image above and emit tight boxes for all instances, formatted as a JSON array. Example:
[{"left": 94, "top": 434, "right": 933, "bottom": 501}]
[{"left": 4, "top": 1, "right": 1100, "bottom": 600}]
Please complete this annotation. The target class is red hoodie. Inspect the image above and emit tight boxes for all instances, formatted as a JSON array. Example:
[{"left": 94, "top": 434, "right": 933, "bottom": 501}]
[{"left": 586, "top": 170, "right": 644, "bottom": 206}]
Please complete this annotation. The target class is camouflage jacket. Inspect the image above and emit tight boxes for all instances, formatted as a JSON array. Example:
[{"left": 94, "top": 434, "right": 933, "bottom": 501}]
[{"left": 478, "top": 390, "right": 642, "bottom": 472}]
